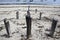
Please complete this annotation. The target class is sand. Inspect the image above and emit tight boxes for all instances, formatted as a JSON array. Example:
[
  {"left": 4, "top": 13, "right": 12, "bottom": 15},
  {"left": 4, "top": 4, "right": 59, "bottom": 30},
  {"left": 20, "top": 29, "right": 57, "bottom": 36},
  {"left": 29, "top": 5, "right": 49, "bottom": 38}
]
[{"left": 0, "top": 5, "right": 60, "bottom": 40}]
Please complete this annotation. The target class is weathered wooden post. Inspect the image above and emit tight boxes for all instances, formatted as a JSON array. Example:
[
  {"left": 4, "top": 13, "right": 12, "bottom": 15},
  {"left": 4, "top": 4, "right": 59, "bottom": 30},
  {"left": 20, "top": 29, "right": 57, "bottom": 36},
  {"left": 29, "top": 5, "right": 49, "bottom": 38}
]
[
  {"left": 16, "top": 11, "right": 19, "bottom": 19},
  {"left": 35, "top": 9, "right": 37, "bottom": 13},
  {"left": 26, "top": 10, "right": 32, "bottom": 39},
  {"left": 46, "top": 19, "right": 58, "bottom": 37},
  {"left": 39, "top": 12, "right": 42, "bottom": 20},
  {"left": 4, "top": 18, "right": 10, "bottom": 37}
]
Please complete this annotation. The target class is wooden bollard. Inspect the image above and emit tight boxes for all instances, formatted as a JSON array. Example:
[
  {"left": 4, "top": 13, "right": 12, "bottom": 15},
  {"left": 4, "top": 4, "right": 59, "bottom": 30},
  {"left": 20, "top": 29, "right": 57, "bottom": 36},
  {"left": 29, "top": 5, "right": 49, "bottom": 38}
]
[
  {"left": 16, "top": 11, "right": 19, "bottom": 19},
  {"left": 4, "top": 18, "right": 10, "bottom": 37},
  {"left": 46, "top": 19, "right": 58, "bottom": 37},
  {"left": 35, "top": 9, "right": 37, "bottom": 13},
  {"left": 39, "top": 12, "right": 42, "bottom": 20},
  {"left": 26, "top": 11, "right": 32, "bottom": 39}
]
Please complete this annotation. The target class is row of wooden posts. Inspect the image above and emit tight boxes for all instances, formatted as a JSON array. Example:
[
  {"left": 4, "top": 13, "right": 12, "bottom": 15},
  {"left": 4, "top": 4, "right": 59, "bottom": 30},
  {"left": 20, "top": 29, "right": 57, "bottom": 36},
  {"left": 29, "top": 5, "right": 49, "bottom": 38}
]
[
  {"left": 3, "top": 10, "right": 58, "bottom": 39},
  {"left": 16, "top": 10, "right": 42, "bottom": 20}
]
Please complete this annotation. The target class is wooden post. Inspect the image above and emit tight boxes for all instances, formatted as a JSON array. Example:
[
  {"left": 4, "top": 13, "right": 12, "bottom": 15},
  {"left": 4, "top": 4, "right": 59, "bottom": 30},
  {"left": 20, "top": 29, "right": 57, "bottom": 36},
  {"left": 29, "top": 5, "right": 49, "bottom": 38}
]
[
  {"left": 39, "top": 12, "right": 42, "bottom": 20},
  {"left": 4, "top": 18, "right": 10, "bottom": 37},
  {"left": 26, "top": 11, "right": 32, "bottom": 39},
  {"left": 35, "top": 9, "right": 37, "bottom": 13},
  {"left": 16, "top": 11, "right": 19, "bottom": 19},
  {"left": 46, "top": 19, "right": 58, "bottom": 37}
]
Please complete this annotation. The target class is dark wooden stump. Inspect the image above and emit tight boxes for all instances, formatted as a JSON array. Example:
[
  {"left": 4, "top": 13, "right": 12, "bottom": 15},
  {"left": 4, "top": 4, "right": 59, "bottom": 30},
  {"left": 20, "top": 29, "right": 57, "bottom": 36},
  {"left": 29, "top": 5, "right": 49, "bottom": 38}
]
[
  {"left": 16, "top": 11, "right": 19, "bottom": 19},
  {"left": 35, "top": 9, "right": 37, "bottom": 13},
  {"left": 26, "top": 11, "right": 32, "bottom": 39},
  {"left": 46, "top": 19, "right": 58, "bottom": 37},
  {"left": 26, "top": 15, "right": 32, "bottom": 39},
  {"left": 39, "top": 12, "right": 42, "bottom": 20},
  {"left": 4, "top": 18, "right": 10, "bottom": 37}
]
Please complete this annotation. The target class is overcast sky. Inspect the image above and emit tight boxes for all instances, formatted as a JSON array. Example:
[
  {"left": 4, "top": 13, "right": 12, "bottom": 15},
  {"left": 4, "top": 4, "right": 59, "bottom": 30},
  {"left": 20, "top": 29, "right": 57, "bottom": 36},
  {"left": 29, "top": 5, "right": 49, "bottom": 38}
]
[{"left": 0, "top": 0, "right": 60, "bottom": 5}]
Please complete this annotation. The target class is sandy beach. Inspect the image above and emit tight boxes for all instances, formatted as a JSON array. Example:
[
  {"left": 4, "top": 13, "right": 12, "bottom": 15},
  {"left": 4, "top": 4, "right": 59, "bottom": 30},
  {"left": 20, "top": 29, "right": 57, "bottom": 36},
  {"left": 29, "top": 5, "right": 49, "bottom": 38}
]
[{"left": 0, "top": 5, "right": 60, "bottom": 40}]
